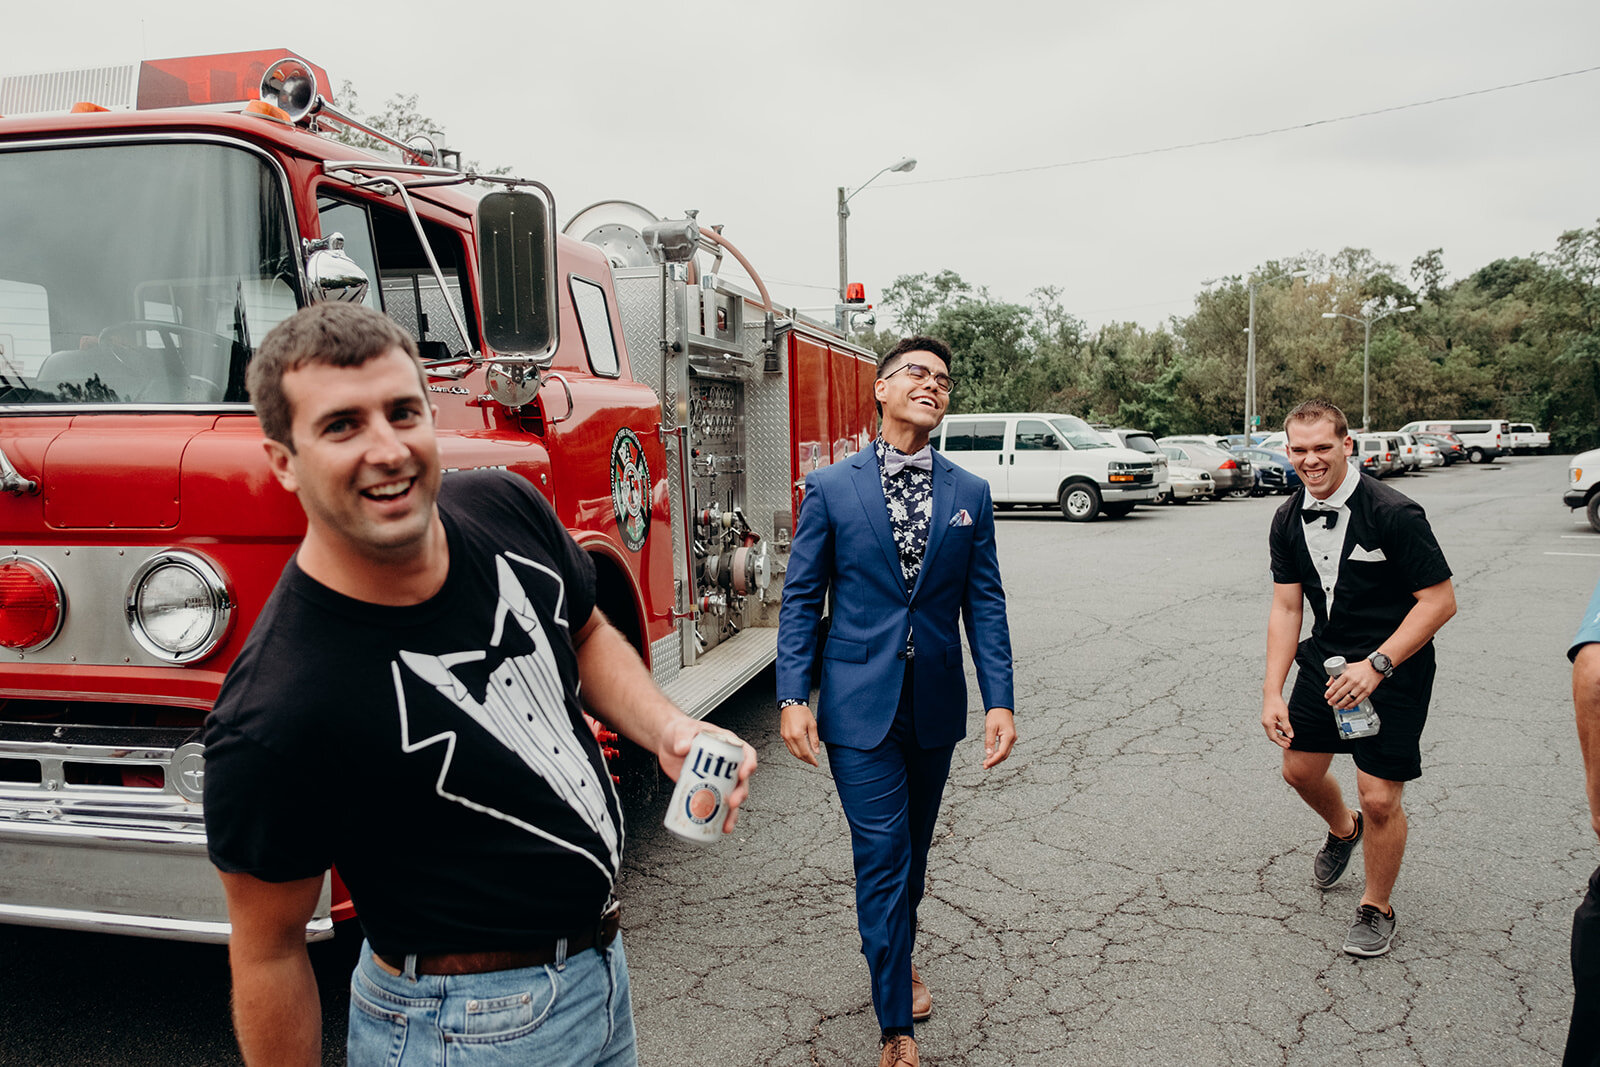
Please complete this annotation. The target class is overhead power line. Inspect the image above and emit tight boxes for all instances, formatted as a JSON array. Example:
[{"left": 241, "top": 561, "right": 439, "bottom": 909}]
[{"left": 892, "top": 65, "right": 1600, "bottom": 188}]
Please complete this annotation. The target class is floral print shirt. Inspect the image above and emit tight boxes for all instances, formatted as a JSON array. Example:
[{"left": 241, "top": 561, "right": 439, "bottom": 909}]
[{"left": 876, "top": 437, "right": 934, "bottom": 589}]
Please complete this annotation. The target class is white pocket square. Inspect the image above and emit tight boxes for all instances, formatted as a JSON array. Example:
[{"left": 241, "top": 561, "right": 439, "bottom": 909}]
[
  {"left": 1348, "top": 545, "right": 1387, "bottom": 562},
  {"left": 949, "top": 509, "right": 973, "bottom": 527}
]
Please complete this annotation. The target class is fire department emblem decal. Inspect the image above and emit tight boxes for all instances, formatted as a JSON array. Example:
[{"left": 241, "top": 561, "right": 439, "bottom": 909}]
[{"left": 610, "top": 428, "right": 649, "bottom": 552}]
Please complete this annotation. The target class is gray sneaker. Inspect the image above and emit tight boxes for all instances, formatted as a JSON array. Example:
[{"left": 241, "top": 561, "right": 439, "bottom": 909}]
[
  {"left": 1313, "top": 810, "right": 1363, "bottom": 889},
  {"left": 1342, "top": 903, "right": 1397, "bottom": 957}
]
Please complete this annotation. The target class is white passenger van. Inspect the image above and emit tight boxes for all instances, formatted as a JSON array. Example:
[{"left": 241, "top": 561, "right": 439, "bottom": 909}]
[
  {"left": 1397, "top": 419, "right": 1508, "bottom": 463},
  {"left": 938, "top": 413, "right": 1161, "bottom": 521}
]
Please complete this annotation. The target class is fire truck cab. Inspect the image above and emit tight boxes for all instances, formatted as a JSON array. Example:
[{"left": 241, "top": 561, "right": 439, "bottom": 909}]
[{"left": 0, "top": 51, "right": 877, "bottom": 941}]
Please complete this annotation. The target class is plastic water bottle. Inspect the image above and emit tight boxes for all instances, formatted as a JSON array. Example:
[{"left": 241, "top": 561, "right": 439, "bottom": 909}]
[{"left": 1323, "top": 656, "right": 1381, "bottom": 738}]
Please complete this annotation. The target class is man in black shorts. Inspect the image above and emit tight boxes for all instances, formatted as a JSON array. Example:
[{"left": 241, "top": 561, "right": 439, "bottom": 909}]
[
  {"left": 203, "top": 303, "right": 754, "bottom": 1066},
  {"left": 1261, "top": 400, "right": 1456, "bottom": 957}
]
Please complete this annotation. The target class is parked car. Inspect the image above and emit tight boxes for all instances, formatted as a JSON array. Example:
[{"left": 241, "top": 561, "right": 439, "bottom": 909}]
[
  {"left": 1234, "top": 447, "right": 1301, "bottom": 494},
  {"left": 1398, "top": 419, "right": 1507, "bottom": 463},
  {"left": 1382, "top": 434, "right": 1410, "bottom": 475},
  {"left": 1163, "top": 434, "right": 1235, "bottom": 451},
  {"left": 1162, "top": 463, "right": 1216, "bottom": 503},
  {"left": 1096, "top": 426, "right": 1171, "bottom": 502},
  {"left": 939, "top": 412, "right": 1161, "bottom": 521},
  {"left": 1416, "top": 440, "right": 1445, "bottom": 468},
  {"left": 1390, "top": 432, "right": 1422, "bottom": 472},
  {"left": 1256, "top": 431, "right": 1287, "bottom": 450},
  {"left": 1353, "top": 433, "right": 1397, "bottom": 478},
  {"left": 1509, "top": 422, "right": 1551, "bottom": 453},
  {"left": 1414, "top": 431, "right": 1465, "bottom": 465},
  {"left": 1158, "top": 440, "right": 1253, "bottom": 496}
]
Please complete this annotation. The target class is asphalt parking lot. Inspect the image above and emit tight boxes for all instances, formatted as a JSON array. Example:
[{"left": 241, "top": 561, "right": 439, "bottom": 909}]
[{"left": 0, "top": 453, "right": 1593, "bottom": 1066}]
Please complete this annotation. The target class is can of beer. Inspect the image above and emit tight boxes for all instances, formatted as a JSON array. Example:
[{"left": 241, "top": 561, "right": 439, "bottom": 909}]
[{"left": 664, "top": 730, "right": 744, "bottom": 844}]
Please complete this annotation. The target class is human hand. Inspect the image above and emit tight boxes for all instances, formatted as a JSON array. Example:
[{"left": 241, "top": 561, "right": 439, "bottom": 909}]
[
  {"left": 983, "top": 708, "right": 1016, "bottom": 769},
  {"left": 660, "top": 719, "right": 757, "bottom": 833},
  {"left": 1325, "top": 660, "right": 1382, "bottom": 709},
  {"left": 780, "top": 703, "right": 821, "bottom": 767},
  {"left": 1262, "top": 695, "right": 1293, "bottom": 749}
]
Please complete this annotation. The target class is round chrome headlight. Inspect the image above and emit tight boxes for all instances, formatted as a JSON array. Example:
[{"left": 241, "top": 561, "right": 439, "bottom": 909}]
[{"left": 125, "top": 551, "right": 232, "bottom": 663}]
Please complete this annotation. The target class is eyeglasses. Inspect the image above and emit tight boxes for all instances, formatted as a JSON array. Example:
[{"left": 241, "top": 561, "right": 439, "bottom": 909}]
[{"left": 882, "top": 361, "right": 954, "bottom": 394}]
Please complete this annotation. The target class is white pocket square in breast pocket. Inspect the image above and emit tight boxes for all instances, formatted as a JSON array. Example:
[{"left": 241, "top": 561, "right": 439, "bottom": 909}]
[
  {"left": 1348, "top": 545, "right": 1387, "bottom": 562},
  {"left": 949, "top": 509, "right": 973, "bottom": 527}
]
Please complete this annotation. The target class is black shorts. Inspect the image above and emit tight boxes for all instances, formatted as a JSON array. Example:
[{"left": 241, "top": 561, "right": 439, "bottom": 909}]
[{"left": 1286, "top": 646, "right": 1435, "bottom": 782}]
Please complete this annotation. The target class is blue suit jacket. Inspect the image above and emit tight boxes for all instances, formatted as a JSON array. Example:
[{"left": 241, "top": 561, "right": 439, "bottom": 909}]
[{"left": 776, "top": 446, "right": 1014, "bottom": 750}]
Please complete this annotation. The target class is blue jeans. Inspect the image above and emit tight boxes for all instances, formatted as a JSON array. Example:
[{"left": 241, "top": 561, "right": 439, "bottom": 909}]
[{"left": 347, "top": 936, "right": 637, "bottom": 1067}]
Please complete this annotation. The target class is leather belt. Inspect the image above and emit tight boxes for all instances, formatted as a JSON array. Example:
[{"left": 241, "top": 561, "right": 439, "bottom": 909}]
[{"left": 376, "top": 904, "right": 620, "bottom": 976}]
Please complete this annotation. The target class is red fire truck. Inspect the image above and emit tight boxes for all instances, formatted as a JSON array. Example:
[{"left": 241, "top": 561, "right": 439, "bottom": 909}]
[{"left": 0, "top": 51, "right": 877, "bottom": 942}]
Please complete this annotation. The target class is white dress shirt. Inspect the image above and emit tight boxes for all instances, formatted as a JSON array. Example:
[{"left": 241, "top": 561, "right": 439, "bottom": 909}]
[{"left": 1303, "top": 470, "right": 1361, "bottom": 618}]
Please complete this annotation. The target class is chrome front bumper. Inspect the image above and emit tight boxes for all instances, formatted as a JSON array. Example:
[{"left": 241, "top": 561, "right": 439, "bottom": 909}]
[
  {"left": 1101, "top": 483, "right": 1161, "bottom": 503},
  {"left": 0, "top": 721, "right": 332, "bottom": 942}
]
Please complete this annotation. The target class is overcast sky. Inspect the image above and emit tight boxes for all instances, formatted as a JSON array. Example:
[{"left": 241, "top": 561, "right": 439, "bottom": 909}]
[{"left": 9, "top": 1, "right": 1599, "bottom": 331}]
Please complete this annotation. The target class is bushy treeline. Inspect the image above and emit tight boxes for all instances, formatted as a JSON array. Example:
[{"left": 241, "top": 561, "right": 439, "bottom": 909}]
[{"left": 861, "top": 220, "right": 1600, "bottom": 451}]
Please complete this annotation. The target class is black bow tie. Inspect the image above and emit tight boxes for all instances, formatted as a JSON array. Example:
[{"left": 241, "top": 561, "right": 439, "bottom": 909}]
[{"left": 1301, "top": 507, "right": 1338, "bottom": 529}]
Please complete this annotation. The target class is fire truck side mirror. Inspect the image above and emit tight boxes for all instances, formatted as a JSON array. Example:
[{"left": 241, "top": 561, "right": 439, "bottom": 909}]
[
  {"left": 304, "top": 233, "right": 370, "bottom": 305},
  {"left": 477, "top": 191, "right": 558, "bottom": 367}
]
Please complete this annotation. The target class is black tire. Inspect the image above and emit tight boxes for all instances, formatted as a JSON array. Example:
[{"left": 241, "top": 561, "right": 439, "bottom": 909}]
[
  {"left": 1588, "top": 492, "right": 1600, "bottom": 535},
  {"left": 1103, "top": 502, "right": 1135, "bottom": 519},
  {"left": 1059, "top": 482, "right": 1101, "bottom": 522},
  {"left": 1155, "top": 490, "right": 1172, "bottom": 505},
  {"left": 1468, "top": 447, "right": 1485, "bottom": 463}
]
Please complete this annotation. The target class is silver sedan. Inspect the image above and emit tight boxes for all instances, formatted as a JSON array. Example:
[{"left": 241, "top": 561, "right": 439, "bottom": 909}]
[{"left": 1158, "top": 441, "right": 1253, "bottom": 496}]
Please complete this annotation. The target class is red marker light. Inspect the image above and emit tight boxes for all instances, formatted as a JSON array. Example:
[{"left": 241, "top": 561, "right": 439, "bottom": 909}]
[
  {"left": 0, "top": 558, "right": 63, "bottom": 652},
  {"left": 1218, "top": 459, "right": 1238, "bottom": 469},
  {"left": 845, "top": 283, "right": 866, "bottom": 304}
]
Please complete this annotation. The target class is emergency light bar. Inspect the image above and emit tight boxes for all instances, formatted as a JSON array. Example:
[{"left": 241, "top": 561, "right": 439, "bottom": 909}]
[{"left": 0, "top": 50, "right": 332, "bottom": 117}]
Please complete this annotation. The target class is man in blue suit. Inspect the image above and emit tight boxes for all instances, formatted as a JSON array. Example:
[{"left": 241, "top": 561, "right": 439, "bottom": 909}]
[{"left": 776, "top": 335, "right": 1015, "bottom": 1067}]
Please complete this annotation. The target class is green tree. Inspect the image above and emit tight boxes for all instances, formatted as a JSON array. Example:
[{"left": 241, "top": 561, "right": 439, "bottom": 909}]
[
  {"left": 327, "top": 81, "right": 509, "bottom": 176},
  {"left": 880, "top": 270, "right": 975, "bottom": 336}
]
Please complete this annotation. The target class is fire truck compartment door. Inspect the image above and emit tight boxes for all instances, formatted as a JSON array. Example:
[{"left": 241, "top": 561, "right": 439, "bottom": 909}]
[{"left": 42, "top": 419, "right": 190, "bottom": 529}]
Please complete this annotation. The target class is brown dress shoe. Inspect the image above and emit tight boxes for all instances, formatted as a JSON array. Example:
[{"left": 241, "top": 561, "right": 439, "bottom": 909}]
[
  {"left": 879, "top": 1034, "right": 920, "bottom": 1066},
  {"left": 910, "top": 965, "right": 931, "bottom": 1022}
]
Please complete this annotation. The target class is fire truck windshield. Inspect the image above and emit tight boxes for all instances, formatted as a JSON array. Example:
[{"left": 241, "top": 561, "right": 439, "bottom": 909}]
[{"left": 0, "top": 140, "right": 301, "bottom": 406}]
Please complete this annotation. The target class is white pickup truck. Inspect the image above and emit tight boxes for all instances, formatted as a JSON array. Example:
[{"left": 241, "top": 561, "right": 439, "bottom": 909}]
[
  {"left": 1567, "top": 448, "right": 1600, "bottom": 532},
  {"left": 1510, "top": 423, "right": 1550, "bottom": 453}
]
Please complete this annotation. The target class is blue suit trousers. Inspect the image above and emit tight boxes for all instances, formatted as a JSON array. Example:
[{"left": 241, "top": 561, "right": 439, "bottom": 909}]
[{"left": 826, "top": 665, "right": 955, "bottom": 1033}]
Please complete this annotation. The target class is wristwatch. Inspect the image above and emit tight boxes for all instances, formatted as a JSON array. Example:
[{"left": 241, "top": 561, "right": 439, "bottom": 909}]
[{"left": 1368, "top": 651, "right": 1395, "bottom": 678}]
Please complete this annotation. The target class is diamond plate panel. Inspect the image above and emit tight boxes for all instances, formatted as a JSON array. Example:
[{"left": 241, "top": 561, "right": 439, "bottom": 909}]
[
  {"left": 658, "top": 627, "right": 779, "bottom": 721},
  {"left": 613, "top": 269, "right": 673, "bottom": 400},
  {"left": 649, "top": 631, "right": 680, "bottom": 688},
  {"left": 614, "top": 270, "right": 688, "bottom": 663},
  {"left": 743, "top": 325, "right": 792, "bottom": 630}
]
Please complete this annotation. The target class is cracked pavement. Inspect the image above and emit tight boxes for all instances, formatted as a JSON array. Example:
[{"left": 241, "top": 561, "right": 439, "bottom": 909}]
[
  {"left": 0, "top": 456, "right": 1587, "bottom": 1066},
  {"left": 621, "top": 455, "right": 1592, "bottom": 1066}
]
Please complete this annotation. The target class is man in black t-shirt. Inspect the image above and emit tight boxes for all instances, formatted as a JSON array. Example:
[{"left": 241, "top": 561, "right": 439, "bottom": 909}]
[
  {"left": 1261, "top": 400, "right": 1456, "bottom": 958},
  {"left": 204, "top": 304, "right": 754, "bottom": 1067}
]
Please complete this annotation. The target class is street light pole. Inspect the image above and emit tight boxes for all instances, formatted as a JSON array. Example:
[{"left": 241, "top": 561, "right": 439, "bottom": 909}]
[
  {"left": 1320, "top": 305, "right": 1416, "bottom": 430},
  {"left": 1243, "top": 269, "right": 1309, "bottom": 439},
  {"left": 837, "top": 156, "right": 916, "bottom": 303}
]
